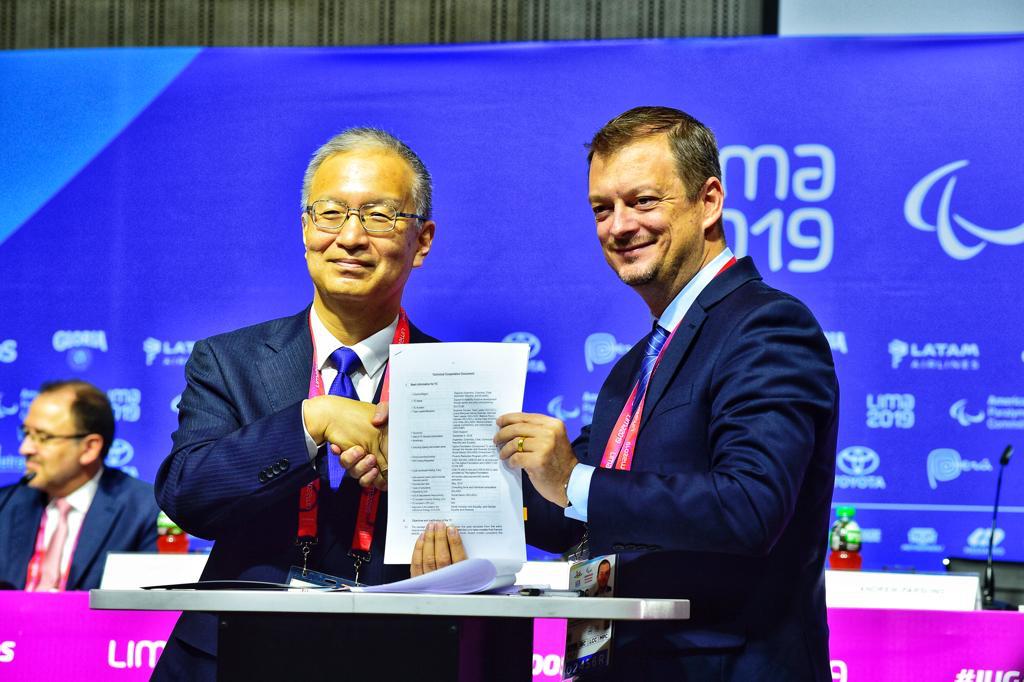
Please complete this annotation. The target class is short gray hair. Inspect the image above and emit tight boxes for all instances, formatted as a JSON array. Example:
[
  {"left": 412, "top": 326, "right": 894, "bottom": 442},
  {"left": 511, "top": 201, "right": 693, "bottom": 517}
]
[{"left": 300, "top": 127, "right": 433, "bottom": 219}]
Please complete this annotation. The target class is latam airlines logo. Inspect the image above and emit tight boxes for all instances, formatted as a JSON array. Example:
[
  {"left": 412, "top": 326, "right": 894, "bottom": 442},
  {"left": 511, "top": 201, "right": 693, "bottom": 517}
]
[
  {"left": 144, "top": 337, "right": 194, "bottom": 367},
  {"left": 905, "top": 160, "right": 1024, "bottom": 260},
  {"left": 888, "top": 339, "right": 980, "bottom": 371},
  {"left": 834, "top": 446, "right": 886, "bottom": 489}
]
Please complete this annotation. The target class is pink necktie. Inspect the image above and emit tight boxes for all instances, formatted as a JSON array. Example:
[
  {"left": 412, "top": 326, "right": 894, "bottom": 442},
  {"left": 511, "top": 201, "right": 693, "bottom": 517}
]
[{"left": 37, "top": 498, "right": 72, "bottom": 591}]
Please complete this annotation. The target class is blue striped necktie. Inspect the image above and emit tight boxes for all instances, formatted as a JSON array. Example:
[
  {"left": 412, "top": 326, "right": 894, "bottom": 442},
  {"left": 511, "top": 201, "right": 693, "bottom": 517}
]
[
  {"left": 630, "top": 324, "right": 670, "bottom": 413},
  {"left": 326, "top": 347, "right": 362, "bottom": 489}
]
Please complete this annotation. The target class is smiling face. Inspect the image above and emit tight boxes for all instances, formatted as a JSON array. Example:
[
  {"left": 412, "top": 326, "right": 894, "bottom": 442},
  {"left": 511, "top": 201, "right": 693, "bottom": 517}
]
[
  {"left": 302, "top": 148, "right": 434, "bottom": 317},
  {"left": 588, "top": 133, "right": 724, "bottom": 315}
]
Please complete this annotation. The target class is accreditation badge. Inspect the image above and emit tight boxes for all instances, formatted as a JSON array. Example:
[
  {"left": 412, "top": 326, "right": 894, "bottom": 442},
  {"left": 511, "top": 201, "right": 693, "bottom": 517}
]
[{"left": 562, "top": 554, "right": 616, "bottom": 678}]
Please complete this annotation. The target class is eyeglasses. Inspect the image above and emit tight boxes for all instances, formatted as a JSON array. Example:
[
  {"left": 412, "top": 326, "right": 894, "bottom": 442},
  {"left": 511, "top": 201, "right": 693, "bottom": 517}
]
[
  {"left": 305, "top": 199, "right": 426, "bottom": 234},
  {"left": 18, "top": 425, "right": 90, "bottom": 445}
]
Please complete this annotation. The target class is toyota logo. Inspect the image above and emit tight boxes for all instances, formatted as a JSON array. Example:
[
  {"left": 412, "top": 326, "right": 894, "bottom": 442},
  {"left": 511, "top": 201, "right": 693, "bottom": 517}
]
[{"left": 837, "top": 446, "right": 880, "bottom": 476}]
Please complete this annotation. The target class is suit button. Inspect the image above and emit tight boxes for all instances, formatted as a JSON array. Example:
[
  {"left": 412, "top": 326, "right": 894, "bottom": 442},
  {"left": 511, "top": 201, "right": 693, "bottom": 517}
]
[
  {"left": 272, "top": 463, "right": 282, "bottom": 474},
  {"left": 279, "top": 459, "right": 289, "bottom": 469},
  {"left": 258, "top": 471, "right": 269, "bottom": 482},
  {"left": 611, "top": 543, "right": 624, "bottom": 552}
]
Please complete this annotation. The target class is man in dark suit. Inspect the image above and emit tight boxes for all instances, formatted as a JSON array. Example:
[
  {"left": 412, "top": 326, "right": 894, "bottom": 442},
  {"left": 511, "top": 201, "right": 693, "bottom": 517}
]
[
  {"left": 153, "top": 127, "right": 446, "bottom": 679},
  {"left": 0, "top": 380, "right": 158, "bottom": 591},
  {"left": 496, "top": 107, "right": 839, "bottom": 680}
]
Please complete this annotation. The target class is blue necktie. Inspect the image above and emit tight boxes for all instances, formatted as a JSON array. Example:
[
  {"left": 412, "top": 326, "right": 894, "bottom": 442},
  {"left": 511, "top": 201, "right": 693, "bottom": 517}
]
[
  {"left": 630, "top": 324, "right": 669, "bottom": 414},
  {"left": 326, "top": 347, "right": 362, "bottom": 489}
]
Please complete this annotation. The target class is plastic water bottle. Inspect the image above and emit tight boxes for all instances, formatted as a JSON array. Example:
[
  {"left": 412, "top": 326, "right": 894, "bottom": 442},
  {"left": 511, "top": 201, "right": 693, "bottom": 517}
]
[
  {"left": 828, "top": 506, "right": 862, "bottom": 570},
  {"left": 157, "top": 511, "right": 190, "bottom": 553}
]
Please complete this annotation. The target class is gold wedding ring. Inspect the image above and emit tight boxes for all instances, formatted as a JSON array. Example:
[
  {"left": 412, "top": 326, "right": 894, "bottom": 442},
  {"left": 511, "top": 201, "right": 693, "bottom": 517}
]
[{"left": 516, "top": 437, "right": 525, "bottom": 453}]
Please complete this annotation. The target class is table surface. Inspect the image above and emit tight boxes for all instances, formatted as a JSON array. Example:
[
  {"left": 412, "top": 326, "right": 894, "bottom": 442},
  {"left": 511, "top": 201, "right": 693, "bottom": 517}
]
[{"left": 89, "top": 589, "right": 690, "bottom": 620}]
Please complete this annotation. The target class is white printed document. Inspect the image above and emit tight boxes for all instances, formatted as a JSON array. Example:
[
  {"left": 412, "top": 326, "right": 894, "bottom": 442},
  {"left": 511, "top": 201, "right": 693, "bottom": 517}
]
[{"left": 384, "top": 342, "right": 529, "bottom": 564}]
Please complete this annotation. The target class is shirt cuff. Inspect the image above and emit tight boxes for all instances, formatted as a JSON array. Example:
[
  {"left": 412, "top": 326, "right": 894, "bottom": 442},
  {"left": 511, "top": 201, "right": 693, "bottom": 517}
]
[
  {"left": 563, "top": 463, "right": 595, "bottom": 522},
  {"left": 301, "top": 401, "right": 320, "bottom": 465}
]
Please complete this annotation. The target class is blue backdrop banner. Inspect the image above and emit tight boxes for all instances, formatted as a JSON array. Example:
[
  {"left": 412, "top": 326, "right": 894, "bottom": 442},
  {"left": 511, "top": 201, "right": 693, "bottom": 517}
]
[{"left": 2, "top": 36, "right": 1022, "bottom": 567}]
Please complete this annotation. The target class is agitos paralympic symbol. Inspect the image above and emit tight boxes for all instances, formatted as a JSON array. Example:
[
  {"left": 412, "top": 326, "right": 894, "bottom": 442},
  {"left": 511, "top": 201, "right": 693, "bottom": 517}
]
[{"left": 904, "top": 160, "right": 1024, "bottom": 261}]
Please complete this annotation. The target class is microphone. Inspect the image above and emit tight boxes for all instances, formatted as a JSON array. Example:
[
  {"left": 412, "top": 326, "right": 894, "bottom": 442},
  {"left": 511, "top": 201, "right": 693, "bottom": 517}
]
[
  {"left": 0, "top": 471, "right": 36, "bottom": 516},
  {"left": 983, "top": 445, "right": 1013, "bottom": 609}
]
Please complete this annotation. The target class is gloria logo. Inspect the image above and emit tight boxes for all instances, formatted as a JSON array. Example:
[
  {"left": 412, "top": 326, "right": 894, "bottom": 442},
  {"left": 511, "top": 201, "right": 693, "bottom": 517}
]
[
  {"left": 926, "top": 448, "right": 993, "bottom": 489},
  {"left": 0, "top": 339, "right": 17, "bottom": 364},
  {"left": 107, "top": 388, "right": 141, "bottom": 423},
  {"left": 900, "top": 527, "right": 944, "bottom": 553},
  {"left": 866, "top": 393, "right": 915, "bottom": 429},
  {"left": 950, "top": 399, "right": 985, "bottom": 427},
  {"left": 52, "top": 329, "right": 108, "bottom": 370},
  {"left": 143, "top": 337, "right": 194, "bottom": 367},
  {"left": 502, "top": 332, "right": 546, "bottom": 373},
  {"left": 834, "top": 446, "right": 886, "bottom": 489},
  {"left": 584, "top": 333, "right": 630, "bottom": 372},
  {"left": 108, "top": 639, "right": 165, "bottom": 669},
  {"left": 964, "top": 527, "right": 1005, "bottom": 557},
  {"left": 905, "top": 160, "right": 1024, "bottom": 261},
  {"left": 888, "top": 338, "right": 979, "bottom": 371}
]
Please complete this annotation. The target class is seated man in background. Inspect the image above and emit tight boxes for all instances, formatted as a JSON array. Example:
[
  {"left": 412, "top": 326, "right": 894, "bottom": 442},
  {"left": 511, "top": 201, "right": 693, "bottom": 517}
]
[{"left": 0, "top": 379, "right": 159, "bottom": 591}]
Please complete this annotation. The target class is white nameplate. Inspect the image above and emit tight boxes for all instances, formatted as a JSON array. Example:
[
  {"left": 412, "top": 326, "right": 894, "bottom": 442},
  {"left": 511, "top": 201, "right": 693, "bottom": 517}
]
[
  {"left": 100, "top": 552, "right": 209, "bottom": 589},
  {"left": 825, "top": 569, "right": 980, "bottom": 611}
]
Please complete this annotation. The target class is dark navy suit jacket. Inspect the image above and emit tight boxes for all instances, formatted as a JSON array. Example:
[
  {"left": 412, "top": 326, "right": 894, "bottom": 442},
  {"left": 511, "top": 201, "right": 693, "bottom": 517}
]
[
  {"left": 526, "top": 258, "right": 839, "bottom": 681},
  {"left": 153, "top": 308, "right": 435, "bottom": 679},
  {"left": 0, "top": 467, "right": 158, "bottom": 590}
]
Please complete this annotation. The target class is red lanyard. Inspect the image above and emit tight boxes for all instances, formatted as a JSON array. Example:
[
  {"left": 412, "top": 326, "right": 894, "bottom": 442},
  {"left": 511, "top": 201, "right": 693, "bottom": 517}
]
[
  {"left": 600, "top": 257, "right": 736, "bottom": 471},
  {"left": 296, "top": 309, "right": 410, "bottom": 567}
]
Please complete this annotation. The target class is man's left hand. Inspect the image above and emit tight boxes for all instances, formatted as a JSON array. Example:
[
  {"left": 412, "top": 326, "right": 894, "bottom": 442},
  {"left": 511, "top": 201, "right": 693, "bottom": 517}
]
[
  {"left": 411, "top": 522, "right": 466, "bottom": 577},
  {"left": 495, "top": 413, "right": 578, "bottom": 507}
]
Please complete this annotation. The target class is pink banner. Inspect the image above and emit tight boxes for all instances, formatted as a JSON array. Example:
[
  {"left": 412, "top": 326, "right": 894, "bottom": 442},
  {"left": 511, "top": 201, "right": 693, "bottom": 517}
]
[
  {"left": 2, "top": 593, "right": 1022, "bottom": 681},
  {"left": 0, "top": 592, "right": 177, "bottom": 678}
]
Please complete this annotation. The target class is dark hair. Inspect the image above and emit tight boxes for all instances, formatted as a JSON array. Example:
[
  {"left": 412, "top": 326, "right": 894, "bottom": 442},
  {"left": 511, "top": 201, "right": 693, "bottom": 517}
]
[
  {"left": 587, "top": 106, "right": 722, "bottom": 202},
  {"left": 38, "top": 380, "right": 115, "bottom": 458}
]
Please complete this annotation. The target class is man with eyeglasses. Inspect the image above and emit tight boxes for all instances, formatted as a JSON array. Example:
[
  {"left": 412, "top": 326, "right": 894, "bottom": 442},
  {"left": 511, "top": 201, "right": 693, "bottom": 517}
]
[
  {"left": 153, "top": 128, "right": 459, "bottom": 680},
  {"left": 0, "top": 380, "right": 159, "bottom": 591}
]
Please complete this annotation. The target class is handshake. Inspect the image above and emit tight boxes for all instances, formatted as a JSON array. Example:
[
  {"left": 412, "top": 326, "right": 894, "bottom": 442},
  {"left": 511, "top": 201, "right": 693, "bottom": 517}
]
[{"left": 302, "top": 394, "right": 580, "bottom": 506}]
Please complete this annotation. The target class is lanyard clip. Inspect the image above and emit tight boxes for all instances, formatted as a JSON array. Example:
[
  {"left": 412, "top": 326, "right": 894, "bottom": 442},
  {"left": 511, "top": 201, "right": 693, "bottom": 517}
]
[{"left": 348, "top": 550, "right": 370, "bottom": 585}]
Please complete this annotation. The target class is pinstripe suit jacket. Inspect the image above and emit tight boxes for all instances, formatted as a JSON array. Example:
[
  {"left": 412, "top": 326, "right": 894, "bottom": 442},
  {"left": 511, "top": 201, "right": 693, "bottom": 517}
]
[{"left": 153, "top": 307, "right": 435, "bottom": 672}]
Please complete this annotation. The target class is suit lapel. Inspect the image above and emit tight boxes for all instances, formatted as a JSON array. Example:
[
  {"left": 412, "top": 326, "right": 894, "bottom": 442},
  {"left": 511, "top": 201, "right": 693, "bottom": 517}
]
[
  {"left": 68, "top": 472, "right": 122, "bottom": 590},
  {"left": 256, "top": 310, "right": 313, "bottom": 412},
  {"left": 4, "top": 491, "right": 45, "bottom": 587},
  {"left": 639, "top": 257, "right": 762, "bottom": 431},
  {"left": 640, "top": 309, "right": 707, "bottom": 427}
]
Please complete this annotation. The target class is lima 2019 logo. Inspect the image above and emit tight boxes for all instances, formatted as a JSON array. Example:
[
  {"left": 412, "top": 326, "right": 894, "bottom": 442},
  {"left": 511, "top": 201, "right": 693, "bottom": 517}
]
[{"left": 905, "top": 160, "right": 1024, "bottom": 260}]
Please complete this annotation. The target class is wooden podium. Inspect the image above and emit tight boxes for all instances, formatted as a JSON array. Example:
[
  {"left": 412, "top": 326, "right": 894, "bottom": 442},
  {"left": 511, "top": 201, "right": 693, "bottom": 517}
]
[{"left": 90, "top": 589, "right": 689, "bottom": 681}]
